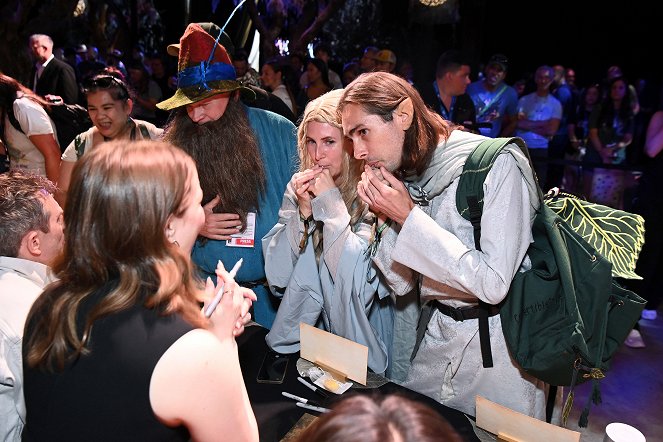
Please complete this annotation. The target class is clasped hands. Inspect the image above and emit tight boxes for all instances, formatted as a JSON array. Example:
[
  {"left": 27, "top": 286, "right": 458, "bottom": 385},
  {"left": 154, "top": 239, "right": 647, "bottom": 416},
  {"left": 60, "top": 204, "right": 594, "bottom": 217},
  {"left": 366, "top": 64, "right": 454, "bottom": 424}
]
[
  {"left": 357, "top": 165, "right": 414, "bottom": 225},
  {"left": 292, "top": 166, "right": 336, "bottom": 219}
]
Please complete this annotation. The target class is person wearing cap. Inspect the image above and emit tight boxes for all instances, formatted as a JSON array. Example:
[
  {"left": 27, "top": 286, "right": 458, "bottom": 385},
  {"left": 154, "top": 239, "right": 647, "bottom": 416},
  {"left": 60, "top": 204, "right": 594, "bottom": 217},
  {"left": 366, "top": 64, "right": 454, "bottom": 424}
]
[
  {"left": 159, "top": 23, "right": 297, "bottom": 329},
  {"left": 467, "top": 54, "right": 518, "bottom": 138},
  {"left": 28, "top": 34, "right": 79, "bottom": 105},
  {"left": 359, "top": 46, "right": 379, "bottom": 73},
  {"left": 375, "top": 50, "right": 397, "bottom": 74}
]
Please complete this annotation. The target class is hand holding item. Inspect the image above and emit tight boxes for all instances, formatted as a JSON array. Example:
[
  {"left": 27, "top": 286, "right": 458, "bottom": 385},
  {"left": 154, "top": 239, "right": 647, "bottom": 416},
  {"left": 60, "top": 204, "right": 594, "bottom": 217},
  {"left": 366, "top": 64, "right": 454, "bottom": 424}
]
[
  {"left": 357, "top": 165, "right": 414, "bottom": 225},
  {"left": 292, "top": 167, "right": 322, "bottom": 219},
  {"left": 307, "top": 167, "right": 336, "bottom": 197},
  {"left": 204, "top": 260, "right": 256, "bottom": 340},
  {"left": 199, "top": 195, "right": 242, "bottom": 240}
]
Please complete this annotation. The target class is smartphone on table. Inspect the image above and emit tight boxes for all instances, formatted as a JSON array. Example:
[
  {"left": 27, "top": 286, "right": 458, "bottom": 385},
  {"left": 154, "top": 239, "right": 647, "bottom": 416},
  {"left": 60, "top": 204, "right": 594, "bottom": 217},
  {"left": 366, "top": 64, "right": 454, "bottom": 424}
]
[{"left": 256, "top": 350, "right": 289, "bottom": 384}]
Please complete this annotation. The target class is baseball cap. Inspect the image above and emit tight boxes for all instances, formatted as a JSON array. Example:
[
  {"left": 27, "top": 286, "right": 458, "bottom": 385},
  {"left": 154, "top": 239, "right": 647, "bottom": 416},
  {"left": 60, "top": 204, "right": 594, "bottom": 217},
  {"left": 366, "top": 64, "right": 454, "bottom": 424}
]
[
  {"left": 487, "top": 54, "right": 508, "bottom": 71},
  {"left": 375, "top": 49, "right": 397, "bottom": 65}
]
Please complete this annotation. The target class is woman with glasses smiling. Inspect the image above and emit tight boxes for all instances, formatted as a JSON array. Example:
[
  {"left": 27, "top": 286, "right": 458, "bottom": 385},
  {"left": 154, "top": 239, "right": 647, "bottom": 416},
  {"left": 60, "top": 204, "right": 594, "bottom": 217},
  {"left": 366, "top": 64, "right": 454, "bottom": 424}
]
[{"left": 57, "top": 71, "right": 163, "bottom": 207}]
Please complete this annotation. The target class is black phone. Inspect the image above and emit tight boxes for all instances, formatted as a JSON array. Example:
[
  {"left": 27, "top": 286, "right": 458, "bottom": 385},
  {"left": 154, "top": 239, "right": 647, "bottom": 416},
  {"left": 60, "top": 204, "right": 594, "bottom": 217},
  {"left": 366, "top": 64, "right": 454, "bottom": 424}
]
[{"left": 256, "top": 350, "right": 289, "bottom": 384}]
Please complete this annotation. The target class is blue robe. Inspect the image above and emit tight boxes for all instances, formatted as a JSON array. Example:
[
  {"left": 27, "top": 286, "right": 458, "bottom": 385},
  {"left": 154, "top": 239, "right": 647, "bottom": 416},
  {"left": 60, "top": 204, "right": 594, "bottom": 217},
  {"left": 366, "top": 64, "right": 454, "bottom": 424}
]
[{"left": 192, "top": 106, "right": 297, "bottom": 328}]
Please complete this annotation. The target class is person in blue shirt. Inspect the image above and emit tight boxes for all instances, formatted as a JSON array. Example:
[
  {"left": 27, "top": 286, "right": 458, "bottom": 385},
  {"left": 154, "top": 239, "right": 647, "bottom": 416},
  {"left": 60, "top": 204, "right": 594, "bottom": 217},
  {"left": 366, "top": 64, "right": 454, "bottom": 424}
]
[
  {"left": 158, "top": 23, "right": 296, "bottom": 328},
  {"left": 467, "top": 54, "right": 518, "bottom": 138}
]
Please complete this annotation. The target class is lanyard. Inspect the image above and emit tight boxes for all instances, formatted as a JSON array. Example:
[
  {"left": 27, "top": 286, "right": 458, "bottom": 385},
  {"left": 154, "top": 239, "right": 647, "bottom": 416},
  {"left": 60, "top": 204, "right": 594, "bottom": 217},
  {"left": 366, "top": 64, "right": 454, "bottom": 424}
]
[{"left": 433, "top": 81, "right": 455, "bottom": 121}]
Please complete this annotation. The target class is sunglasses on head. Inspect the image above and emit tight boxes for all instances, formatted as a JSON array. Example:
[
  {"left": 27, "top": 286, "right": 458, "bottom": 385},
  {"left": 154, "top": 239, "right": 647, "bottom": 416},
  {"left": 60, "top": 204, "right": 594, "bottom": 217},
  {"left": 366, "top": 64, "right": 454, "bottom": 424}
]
[{"left": 83, "top": 75, "right": 129, "bottom": 99}]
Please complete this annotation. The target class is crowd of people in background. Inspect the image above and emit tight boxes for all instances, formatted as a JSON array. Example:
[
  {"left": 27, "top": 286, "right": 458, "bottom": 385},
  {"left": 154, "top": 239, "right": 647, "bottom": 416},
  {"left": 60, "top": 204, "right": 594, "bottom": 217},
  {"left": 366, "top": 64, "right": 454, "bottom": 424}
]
[
  {"left": 18, "top": 32, "right": 660, "bottom": 210},
  {"left": 1, "top": 17, "right": 662, "bottom": 441}
]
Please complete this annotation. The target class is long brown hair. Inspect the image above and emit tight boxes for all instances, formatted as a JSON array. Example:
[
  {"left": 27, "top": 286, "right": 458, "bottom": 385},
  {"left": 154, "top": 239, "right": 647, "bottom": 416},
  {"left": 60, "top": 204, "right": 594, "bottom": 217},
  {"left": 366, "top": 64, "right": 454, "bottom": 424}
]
[
  {"left": 338, "top": 72, "right": 452, "bottom": 178},
  {"left": 295, "top": 394, "right": 462, "bottom": 442},
  {"left": 25, "top": 140, "right": 206, "bottom": 371},
  {"left": 297, "top": 89, "right": 366, "bottom": 252}
]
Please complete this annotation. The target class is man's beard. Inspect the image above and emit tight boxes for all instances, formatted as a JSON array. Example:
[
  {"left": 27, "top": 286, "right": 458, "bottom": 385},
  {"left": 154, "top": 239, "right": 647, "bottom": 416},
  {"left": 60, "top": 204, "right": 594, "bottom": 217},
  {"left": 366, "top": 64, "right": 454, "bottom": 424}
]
[{"left": 163, "top": 99, "right": 266, "bottom": 228}]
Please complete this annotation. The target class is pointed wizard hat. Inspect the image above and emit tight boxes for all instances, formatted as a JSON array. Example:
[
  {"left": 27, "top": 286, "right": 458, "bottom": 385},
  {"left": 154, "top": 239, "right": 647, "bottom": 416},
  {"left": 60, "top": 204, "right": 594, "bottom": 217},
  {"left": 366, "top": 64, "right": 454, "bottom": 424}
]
[{"left": 156, "top": 22, "right": 254, "bottom": 110}]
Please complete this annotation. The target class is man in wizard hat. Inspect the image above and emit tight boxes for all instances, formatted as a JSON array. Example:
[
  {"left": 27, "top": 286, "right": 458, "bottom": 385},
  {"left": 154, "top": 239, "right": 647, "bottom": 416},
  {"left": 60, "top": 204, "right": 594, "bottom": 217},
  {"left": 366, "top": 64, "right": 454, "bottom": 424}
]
[{"left": 158, "top": 22, "right": 297, "bottom": 328}]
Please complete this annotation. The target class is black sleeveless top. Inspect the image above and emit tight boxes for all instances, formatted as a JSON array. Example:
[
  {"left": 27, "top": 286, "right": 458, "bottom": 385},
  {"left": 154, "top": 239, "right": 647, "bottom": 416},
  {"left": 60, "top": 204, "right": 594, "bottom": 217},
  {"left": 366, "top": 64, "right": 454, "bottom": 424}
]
[{"left": 22, "top": 285, "right": 195, "bottom": 441}]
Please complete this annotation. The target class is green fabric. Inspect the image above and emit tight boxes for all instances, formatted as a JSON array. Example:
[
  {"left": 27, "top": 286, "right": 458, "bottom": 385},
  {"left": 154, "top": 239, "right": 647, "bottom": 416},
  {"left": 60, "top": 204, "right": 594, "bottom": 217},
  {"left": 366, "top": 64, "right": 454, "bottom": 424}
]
[{"left": 457, "top": 137, "right": 646, "bottom": 389}]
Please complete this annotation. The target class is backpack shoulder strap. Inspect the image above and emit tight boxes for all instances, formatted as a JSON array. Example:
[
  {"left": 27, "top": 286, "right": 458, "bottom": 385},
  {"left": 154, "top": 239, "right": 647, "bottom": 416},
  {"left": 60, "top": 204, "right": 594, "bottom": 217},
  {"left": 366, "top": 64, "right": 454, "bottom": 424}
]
[
  {"left": 456, "top": 137, "right": 528, "bottom": 226},
  {"left": 6, "top": 102, "right": 24, "bottom": 134},
  {"left": 454, "top": 136, "right": 528, "bottom": 370},
  {"left": 138, "top": 123, "right": 151, "bottom": 139}
]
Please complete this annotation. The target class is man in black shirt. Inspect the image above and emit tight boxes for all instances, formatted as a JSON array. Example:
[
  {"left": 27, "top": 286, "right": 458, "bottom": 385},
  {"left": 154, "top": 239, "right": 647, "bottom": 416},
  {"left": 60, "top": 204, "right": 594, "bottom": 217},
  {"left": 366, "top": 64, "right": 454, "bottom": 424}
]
[{"left": 417, "top": 50, "right": 477, "bottom": 132}]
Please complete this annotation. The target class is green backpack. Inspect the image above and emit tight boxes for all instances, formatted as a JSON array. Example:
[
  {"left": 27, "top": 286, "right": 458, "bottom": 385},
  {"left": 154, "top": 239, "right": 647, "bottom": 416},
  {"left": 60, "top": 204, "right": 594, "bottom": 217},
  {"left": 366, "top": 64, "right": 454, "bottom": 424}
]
[{"left": 456, "top": 137, "right": 646, "bottom": 427}]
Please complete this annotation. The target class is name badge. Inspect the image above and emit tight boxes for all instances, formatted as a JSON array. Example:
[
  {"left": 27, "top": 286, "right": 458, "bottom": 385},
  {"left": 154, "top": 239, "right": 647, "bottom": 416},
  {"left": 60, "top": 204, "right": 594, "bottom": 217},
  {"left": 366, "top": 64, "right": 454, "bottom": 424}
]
[{"left": 226, "top": 212, "right": 256, "bottom": 248}]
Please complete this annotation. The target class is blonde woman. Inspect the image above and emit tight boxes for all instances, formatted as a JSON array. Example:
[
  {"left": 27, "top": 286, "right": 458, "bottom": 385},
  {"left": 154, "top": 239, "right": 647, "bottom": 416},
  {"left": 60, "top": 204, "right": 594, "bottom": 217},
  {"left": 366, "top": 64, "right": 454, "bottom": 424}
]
[{"left": 263, "top": 90, "right": 393, "bottom": 374}]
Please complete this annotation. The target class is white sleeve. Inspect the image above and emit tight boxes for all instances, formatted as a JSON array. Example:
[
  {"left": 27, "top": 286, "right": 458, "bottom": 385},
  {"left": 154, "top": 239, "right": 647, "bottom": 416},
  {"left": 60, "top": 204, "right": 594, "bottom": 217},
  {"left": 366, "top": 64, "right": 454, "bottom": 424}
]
[{"left": 13, "top": 100, "right": 54, "bottom": 137}]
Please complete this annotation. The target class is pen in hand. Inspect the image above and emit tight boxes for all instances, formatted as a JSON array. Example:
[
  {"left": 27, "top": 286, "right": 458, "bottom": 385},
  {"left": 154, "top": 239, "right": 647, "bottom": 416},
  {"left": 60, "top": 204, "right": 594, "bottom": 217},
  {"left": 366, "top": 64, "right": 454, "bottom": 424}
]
[{"left": 204, "top": 258, "right": 243, "bottom": 318}]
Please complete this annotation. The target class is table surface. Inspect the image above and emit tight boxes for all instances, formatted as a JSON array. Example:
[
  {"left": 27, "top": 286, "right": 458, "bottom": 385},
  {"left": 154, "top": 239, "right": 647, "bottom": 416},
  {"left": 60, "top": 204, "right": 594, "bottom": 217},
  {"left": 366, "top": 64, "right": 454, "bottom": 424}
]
[{"left": 237, "top": 325, "right": 480, "bottom": 442}]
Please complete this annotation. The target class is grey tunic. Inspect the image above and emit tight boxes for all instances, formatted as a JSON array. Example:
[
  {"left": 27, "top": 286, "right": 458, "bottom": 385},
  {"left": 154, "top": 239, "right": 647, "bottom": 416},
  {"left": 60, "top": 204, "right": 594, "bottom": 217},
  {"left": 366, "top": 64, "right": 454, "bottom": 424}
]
[{"left": 373, "top": 130, "right": 548, "bottom": 418}]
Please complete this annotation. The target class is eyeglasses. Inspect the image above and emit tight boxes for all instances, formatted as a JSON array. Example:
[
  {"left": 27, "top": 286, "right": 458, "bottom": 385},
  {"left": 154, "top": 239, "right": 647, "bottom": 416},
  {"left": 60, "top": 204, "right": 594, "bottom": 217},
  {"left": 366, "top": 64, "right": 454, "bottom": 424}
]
[{"left": 83, "top": 75, "right": 129, "bottom": 99}]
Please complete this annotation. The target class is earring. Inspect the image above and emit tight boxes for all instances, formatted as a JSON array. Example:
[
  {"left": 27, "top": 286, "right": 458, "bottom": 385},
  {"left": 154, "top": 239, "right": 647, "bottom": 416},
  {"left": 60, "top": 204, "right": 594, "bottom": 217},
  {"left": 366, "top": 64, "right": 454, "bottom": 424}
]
[{"left": 172, "top": 240, "right": 180, "bottom": 248}]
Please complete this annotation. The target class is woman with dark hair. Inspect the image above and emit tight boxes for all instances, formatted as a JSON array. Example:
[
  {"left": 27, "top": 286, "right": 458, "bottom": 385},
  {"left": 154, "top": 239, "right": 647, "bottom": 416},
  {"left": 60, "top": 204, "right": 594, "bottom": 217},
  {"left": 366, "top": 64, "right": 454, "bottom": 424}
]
[
  {"left": 588, "top": 76, "right": 634, "bottom": 208},
  {"left": 0, "top": 74, "right": 60, "bottom": 183},
  {"left": 22, "top": 140, "right": 258, "bottom": 441},
  {"left": 261, "top": 57, "right": 298, "bottom": 116},
  {"left": 58, "top": 72, "right": 162, "bottom": 206},
  {"left": 296, "top": 58, "right": 331, "bottom": 116},
  {"left": 568, "top": 83, "right": 601, "bottom": 195},
  {"left": 295, "top": 394, "right": 462, "bottom": 442},
  {"left": 263, "top": 90, "right": 393, "bottom": 374}
]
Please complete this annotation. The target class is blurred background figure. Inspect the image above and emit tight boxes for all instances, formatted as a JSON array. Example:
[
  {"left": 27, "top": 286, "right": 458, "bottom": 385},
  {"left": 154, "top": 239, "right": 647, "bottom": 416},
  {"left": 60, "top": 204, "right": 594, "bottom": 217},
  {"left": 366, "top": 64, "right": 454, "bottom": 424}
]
[
  {"left": 260, "top": 57, "right": 298, "bottom": 116},
  {"left": 374, "top": 49, "right": 397, "bottom": 74},
  {"left": 28, "top": 34, "right": 78, "bottom": 105},
  {"left": 588, "top": 76, "right": 634, "bottom": 208},
  {"left": 0, "top": 74, "right": 61, "bottom": 185}
]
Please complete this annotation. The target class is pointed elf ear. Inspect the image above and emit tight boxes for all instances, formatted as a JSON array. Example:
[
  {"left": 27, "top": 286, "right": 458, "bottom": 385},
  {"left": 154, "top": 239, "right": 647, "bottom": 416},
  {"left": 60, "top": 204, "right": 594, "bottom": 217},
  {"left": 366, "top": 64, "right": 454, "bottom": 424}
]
[{"left": 394, "top": 97, "right": 414, "bottom": 131}]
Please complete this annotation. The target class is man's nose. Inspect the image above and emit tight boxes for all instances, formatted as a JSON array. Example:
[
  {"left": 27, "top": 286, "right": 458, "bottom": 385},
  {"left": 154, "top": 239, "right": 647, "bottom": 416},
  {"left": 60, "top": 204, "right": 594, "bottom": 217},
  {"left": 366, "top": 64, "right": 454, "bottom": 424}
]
[
  {"left": 353, "top": 141, "right": 367, "bottom": 160},
  {"left": 189, "top": 107, "right": 205, "bottom": 124}
]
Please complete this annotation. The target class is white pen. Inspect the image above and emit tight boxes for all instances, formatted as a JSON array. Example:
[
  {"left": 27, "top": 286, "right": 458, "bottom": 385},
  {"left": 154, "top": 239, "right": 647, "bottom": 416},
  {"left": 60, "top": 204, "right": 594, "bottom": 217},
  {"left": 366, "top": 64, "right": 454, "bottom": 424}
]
[
  {"left": 297, "top": 376, "right": 329, "bottom": 398},
  {"left": 282, "top": 391, "right": 322, "bottom": 407},
  {"left": 296, "top": 402, "right": 330, "bottom": 414},
  {"left": 204, "top": 258, "right": 243, "bottom": 318}
]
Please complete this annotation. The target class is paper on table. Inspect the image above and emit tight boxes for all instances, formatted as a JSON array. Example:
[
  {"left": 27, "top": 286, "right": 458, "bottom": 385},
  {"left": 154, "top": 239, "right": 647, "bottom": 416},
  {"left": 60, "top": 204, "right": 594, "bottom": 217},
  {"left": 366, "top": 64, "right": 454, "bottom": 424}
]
[{"left": 299, "top": 323, "right": 368, "bottom": 385}]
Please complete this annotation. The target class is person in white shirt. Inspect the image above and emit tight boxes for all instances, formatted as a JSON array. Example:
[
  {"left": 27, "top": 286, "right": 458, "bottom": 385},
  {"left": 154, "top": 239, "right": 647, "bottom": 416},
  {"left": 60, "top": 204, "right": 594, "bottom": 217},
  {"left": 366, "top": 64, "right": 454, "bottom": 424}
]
[
  {"left": 1, "top": 74, "right": 61, "bottom": 185},
  {"left": 260, "top": 58, "right": 297, "bottom": 116},
  {"left": 0, "top": 171, "right": 64, "bottom": 441},
  {"left": 515, "top": 65, "right": 562, "bottom": 188}
]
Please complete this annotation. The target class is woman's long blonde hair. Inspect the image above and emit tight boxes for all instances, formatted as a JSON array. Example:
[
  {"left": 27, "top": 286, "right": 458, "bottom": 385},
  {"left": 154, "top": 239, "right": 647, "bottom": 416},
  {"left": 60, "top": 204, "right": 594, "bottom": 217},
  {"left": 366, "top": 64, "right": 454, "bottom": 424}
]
[
  {"left": 25, "top": 140, "right": 206, "bottom": 371},
  {"left": 297, "top": 89, "right": 367, "bottom": 252}
]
